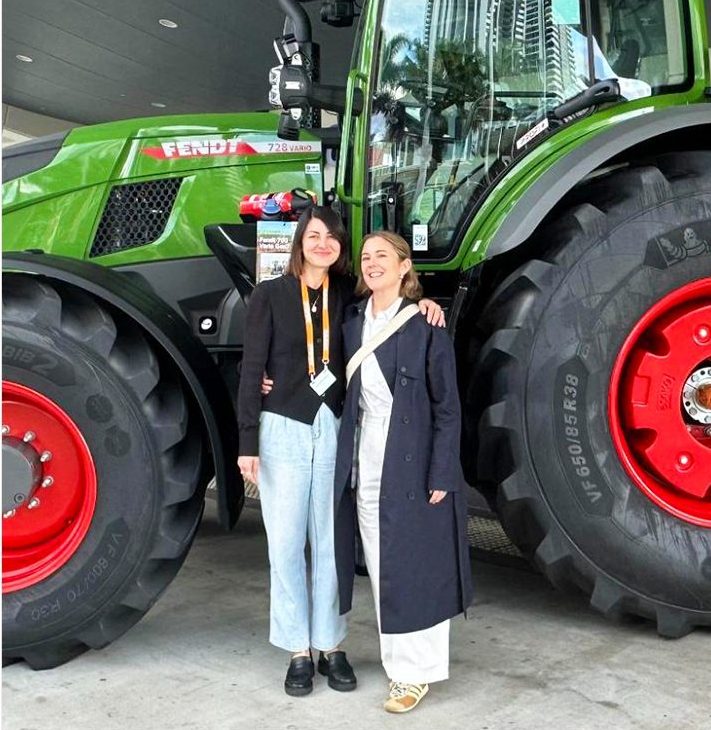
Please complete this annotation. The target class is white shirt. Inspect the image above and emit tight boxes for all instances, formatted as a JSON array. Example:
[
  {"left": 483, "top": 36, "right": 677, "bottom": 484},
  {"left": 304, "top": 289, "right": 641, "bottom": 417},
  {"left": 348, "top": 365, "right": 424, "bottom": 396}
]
[{"left": 358, "top": 296, "right": 402, "bottom": 417}]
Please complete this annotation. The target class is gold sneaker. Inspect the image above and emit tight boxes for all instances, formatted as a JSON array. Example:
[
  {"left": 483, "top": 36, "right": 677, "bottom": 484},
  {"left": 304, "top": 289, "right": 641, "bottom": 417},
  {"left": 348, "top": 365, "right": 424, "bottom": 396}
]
[{"left": 383, "top": 682, "right": 429, "bottom": 713}]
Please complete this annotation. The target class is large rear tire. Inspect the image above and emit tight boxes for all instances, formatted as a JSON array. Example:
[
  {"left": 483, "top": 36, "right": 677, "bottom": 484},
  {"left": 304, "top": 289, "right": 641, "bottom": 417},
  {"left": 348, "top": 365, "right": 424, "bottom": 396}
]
[
  {"left": 2, "top": 276, "right": 205, "bottom": 668},
  {"left": 471, "top": 152, "right": 711, "bottom": 636}
]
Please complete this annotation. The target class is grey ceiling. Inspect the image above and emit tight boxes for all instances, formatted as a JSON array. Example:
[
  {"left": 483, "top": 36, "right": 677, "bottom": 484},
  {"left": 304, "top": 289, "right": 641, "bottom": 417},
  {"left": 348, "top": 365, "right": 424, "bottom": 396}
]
[{"left": 2, "top": 0, "right": 357, "bottom": 125}]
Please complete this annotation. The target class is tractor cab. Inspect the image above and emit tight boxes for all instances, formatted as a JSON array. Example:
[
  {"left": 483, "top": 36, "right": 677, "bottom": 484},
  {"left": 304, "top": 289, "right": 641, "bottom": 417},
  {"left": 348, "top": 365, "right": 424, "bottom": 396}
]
[{"left": 272, "top": 0, "right": 693, "bottom": 260}]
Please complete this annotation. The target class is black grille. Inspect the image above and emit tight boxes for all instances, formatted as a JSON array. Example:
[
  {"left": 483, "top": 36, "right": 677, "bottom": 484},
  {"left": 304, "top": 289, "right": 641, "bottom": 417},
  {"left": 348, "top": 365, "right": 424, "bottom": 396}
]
[{"left": 90, "top": 177, "right": 182, "bottom": 257}]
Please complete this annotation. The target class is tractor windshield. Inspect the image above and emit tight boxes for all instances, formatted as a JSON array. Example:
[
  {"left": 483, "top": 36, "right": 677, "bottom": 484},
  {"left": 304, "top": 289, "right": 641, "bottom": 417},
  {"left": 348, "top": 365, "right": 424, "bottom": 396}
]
[{"left": 365, "top": 0, "right": 690, "bottom": 260}]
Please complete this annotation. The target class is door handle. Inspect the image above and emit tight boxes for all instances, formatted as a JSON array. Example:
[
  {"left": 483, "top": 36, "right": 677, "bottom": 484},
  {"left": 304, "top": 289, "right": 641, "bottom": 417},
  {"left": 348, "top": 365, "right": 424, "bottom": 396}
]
[{"left": 336, "top": 69, "right": 367, "bottom": 205}]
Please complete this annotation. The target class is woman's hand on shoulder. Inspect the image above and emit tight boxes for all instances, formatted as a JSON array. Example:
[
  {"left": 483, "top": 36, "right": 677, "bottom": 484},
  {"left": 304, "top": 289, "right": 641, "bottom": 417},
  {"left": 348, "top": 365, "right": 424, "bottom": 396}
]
[{"left": 418, "top": 298, "right": 445, "bottom": 327}]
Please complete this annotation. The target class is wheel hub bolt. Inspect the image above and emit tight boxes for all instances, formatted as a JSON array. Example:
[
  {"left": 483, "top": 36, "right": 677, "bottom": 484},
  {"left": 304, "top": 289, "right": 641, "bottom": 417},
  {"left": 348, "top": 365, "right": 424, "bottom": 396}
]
[
  {"left": 3, "top": 510, "right": 16, "bottom": 519},
  {"left": 27, "top": 497, "right": 40, "bottom": 510},
  {"left": 676, "top": 453, "right": 693, "bottom": 470},
  {"left": 23, "top": 431, "right": 36, "bottom": 443},
  {"left": 39, "top": 451, "right": 52, "bottom": 463},
  {"left": 1, "top": 425, "right": 10, "bottom": 436},
  {"left": 695, "top": 325, "right": 710, "bottom": 344},
  {"left": 41, "top": 476, "right": 54, "bottom": 488},
  {"left": 13, "top": 493, "right": 26, "bottom": 504}
]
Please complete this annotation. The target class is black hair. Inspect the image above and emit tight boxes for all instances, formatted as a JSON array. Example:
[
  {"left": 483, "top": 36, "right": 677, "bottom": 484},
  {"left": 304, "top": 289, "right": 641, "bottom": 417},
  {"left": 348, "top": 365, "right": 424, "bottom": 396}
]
[{"left": 286, "top": 205, "right": 350, "bottom": 277}]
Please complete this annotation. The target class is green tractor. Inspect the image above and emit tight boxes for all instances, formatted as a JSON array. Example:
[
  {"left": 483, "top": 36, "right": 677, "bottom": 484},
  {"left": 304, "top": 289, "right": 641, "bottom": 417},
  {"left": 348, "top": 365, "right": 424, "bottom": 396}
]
[{"left": 3, "top": 0, "right": 710, "bottom": 669}]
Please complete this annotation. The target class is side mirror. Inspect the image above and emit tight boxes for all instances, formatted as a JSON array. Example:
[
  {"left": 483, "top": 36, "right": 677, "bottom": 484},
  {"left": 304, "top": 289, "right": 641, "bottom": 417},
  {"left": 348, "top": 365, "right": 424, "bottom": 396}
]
[{"left": 271, "top": 63, "right": 363, "bottom": 117}]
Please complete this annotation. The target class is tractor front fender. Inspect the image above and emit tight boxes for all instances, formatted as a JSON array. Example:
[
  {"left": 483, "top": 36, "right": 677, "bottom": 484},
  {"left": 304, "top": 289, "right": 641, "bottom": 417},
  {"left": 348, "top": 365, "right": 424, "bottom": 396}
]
[{"left": 3, "top": 251, "right": 243, "bottom": 529}]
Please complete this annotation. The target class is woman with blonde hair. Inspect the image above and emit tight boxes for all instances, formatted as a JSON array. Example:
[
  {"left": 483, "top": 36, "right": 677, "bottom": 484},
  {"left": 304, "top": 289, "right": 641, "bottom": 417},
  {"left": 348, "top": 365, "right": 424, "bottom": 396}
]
[{"left": 333, "top": 231, "right": 472, "bottom": 713}]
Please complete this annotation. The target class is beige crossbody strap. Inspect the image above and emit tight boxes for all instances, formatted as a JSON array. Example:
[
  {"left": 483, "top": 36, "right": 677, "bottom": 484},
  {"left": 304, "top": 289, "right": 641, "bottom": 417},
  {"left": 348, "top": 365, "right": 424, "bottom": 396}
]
[{"left": 346, "top": 304, "right": 420, "bottom": 387}]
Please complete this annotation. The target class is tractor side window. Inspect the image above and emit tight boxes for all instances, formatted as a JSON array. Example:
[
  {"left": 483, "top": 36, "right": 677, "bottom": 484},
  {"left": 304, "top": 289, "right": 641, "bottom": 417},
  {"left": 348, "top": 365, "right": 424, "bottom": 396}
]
[{"left": 595, "top": 0, "right": 689, "bottom": 92}]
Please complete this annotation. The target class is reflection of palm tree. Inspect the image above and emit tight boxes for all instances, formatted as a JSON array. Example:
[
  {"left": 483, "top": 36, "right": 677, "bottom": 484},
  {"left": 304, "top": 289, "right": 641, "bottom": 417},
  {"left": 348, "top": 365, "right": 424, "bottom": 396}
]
[
  {"left": 374, "top": 37, "right": 495, "bottom": 150},
  {"left": 379, "top": 33, "right": 410, "bottom": 91},
  {"left": 401, "top": 39, "right": 489, "bottom": 116},
  {"left": 399, "top": 39, "right": 492, "bottom": 168},
  {"left": 372, "top": 33, "right": 410, "bottom": 145}
]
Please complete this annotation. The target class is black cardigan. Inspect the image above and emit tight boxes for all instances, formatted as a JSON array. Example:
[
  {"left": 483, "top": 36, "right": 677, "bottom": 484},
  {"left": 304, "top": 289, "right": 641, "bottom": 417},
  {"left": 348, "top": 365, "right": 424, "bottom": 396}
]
[{"left": 237, "top": 273, "right": 354, "bottom": 456}]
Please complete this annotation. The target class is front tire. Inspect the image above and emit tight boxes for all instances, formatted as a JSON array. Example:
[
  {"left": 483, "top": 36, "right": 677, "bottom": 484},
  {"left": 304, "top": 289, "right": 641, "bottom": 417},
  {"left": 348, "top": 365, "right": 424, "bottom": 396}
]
[
  {"left": 472, "top": 152, "right": 711, "bottom": 635},
  {"left": 2, "top": 276, "right": 205, "bottom": 668}
]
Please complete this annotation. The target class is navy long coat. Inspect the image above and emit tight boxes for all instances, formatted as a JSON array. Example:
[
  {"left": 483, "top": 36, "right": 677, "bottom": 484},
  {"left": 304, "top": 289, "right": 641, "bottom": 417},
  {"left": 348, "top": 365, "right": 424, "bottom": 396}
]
[{"left": 333, "top": 298, "right": 473, "bottom": 634}]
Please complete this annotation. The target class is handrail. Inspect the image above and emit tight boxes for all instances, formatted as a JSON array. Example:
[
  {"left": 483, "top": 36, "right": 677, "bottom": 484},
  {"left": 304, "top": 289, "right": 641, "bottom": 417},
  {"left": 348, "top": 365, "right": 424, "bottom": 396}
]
[{"left": 336, "top": 68, "right": 367, "bottom": 205}]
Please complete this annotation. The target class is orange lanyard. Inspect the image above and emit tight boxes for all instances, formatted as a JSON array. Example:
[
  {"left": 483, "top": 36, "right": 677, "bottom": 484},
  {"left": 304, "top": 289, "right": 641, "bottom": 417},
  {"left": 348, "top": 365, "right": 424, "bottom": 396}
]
[{"left": 300, "top": 275, "right": 330, "bottom": 380}]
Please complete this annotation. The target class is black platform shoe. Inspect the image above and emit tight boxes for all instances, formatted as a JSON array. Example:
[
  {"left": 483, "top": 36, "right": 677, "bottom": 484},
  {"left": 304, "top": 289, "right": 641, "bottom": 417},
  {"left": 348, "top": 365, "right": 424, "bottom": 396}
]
[
  {"left": 284, "top": 654, "right": 315, "bottom": 697},
  {"left": 317, "top": 651, "right": 357, "bottom": 692}
]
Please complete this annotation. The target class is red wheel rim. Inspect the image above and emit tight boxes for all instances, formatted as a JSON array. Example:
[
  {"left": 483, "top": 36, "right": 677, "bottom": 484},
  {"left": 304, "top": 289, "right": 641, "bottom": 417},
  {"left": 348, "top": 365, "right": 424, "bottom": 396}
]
[
  {"left": 609, "top": 279, "right": 711, "bottom": 527},
  {"left": 2, "top": 381, "right": 97, "bottom": 592}
]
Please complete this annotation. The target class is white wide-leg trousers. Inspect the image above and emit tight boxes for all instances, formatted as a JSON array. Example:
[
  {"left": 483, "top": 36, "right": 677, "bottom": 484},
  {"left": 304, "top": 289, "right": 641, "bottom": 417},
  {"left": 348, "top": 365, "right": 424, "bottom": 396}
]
[{"left": 356, "top": 412, "right": 449, "bottom": 685}]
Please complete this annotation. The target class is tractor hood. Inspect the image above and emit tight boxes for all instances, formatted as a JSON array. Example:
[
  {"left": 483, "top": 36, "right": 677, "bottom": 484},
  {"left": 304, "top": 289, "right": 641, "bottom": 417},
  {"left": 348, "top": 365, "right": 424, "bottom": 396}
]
[{"left": 3, "top": 112, "right": 323, "bottom": 210}]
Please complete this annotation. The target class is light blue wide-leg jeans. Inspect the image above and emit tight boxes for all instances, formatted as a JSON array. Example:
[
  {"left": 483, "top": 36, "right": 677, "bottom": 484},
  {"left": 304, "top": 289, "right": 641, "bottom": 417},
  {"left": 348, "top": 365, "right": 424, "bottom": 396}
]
[{"left": 258, "top": 403, "right": 347, "bottom": 652}]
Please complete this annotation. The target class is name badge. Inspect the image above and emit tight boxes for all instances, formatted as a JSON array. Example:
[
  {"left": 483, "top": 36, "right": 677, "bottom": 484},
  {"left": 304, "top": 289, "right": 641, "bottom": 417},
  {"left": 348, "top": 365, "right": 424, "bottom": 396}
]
[{"left": 310, "top": 365, "right": 337, "bottom": 396}]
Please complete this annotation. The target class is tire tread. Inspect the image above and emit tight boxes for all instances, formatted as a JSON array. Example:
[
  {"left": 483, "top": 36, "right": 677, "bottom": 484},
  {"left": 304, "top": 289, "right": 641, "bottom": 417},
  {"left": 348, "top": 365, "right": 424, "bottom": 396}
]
[
  {"left": 2, "top": 276, "right": 206, "bottom": 667},
  {"left": 470, "top": 152, "right": 711, "bottom": 635}
]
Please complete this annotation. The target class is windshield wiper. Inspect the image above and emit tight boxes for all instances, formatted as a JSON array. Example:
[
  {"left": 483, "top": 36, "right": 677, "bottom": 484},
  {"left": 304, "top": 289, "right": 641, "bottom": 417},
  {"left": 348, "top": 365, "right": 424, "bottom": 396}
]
[{"left": 553, "top": 79, "right": 622, "bottom": 120}]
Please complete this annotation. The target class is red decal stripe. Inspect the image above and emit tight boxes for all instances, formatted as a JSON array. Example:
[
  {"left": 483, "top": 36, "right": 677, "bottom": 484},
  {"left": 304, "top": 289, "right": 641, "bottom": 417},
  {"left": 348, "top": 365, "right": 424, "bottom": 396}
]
[
  {"left": 235, "top": 142, "right": 257, "bottom": 155},
  {"left": 142, "top": 146, "right": 167, "bottom": 159}
]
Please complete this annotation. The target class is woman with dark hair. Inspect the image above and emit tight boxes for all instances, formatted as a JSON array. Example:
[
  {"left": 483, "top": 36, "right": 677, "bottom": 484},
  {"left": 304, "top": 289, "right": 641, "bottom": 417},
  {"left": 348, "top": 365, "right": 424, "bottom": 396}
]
[
  {"left": 237, "top": 208, "right": 443, "bottom": 697},
  {"left": 333, "top": 231, "right": 473, "bottom": 713}
]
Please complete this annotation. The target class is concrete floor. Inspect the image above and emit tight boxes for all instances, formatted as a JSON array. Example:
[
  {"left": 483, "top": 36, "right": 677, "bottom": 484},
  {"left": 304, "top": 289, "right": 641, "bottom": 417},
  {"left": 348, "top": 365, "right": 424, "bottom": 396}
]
[{"left": 3, "top": 502, "right": 710, "bottom": 730}]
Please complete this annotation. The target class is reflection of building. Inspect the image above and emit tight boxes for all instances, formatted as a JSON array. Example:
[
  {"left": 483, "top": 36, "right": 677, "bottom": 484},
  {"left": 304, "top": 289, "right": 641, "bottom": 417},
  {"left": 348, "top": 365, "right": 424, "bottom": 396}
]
[
  {"left": 488, "top": 0, "right": 577, "bottom": 98},
  {"left": 423, "top": 1, "right": 579, "bottom": 100},
  {"left": 423, "top": 0, "right": 478, "bottom": 46}
]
